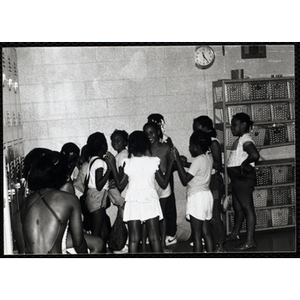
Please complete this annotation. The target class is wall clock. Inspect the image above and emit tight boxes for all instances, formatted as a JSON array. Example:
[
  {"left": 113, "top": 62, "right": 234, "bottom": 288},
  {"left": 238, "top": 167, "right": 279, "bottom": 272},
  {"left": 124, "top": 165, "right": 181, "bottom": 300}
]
[{"left": 195, "top": 45, "right": 215, "bottom": 69}]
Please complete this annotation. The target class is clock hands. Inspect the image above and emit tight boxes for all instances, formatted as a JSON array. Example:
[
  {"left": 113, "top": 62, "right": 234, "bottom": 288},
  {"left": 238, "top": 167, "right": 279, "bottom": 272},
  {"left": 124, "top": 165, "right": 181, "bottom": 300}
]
[
  {"left": 195, "top": 46, "right": 214, "bottom": 69},
  {"left": 202, "top": 52, "right": 209, "bottom": 63}
]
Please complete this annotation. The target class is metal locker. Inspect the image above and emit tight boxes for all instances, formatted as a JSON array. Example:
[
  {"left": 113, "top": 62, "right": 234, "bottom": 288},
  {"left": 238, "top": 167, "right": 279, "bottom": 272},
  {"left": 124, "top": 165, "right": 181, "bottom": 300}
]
[
  {"left": 11, "top": 48, "right": 25, "bottom": 208},
  {"left": 11, "top": 48, "right": 21, "bottom": 144},
  {"left": 3, "top": 155, "right": 13, "bottom": 254},
  {"left": 2, "top": 48, "right": 13, "bottom": 145},
  {"left": 3, "top": 47, "right": 24, "bottom": 254}
]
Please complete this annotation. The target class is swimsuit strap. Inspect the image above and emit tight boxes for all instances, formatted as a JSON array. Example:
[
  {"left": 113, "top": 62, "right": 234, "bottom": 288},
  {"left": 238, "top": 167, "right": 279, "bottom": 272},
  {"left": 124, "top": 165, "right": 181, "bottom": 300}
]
[
  {"left": 22, "top": 188, "right": 60, "bottom": 254},
  {"left": 84, "top": 157, "right": 100, "bottom": 188},
  {"left": 21, "top": 188, "right": 54, "bottom": 223},
  {"left": 37, "top": 190, "right": 66, "bottom": 225}
]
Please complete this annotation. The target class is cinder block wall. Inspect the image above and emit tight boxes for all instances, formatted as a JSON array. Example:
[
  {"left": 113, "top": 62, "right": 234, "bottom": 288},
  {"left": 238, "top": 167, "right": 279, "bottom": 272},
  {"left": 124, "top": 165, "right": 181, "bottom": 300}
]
[{"left": 16, "top": 45, "right": 295, "bottom": 241}]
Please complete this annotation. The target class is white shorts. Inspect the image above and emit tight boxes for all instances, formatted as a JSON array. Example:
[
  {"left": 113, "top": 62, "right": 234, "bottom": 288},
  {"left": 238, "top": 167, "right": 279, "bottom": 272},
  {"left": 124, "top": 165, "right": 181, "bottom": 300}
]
[
  {"left": 154, "top": 181, "right": 171, "bottom": 199},
  {"left": 186, "top": 190, "right": 213, "bottom": 221},
  {"left": 123, "top": 199, "right": 163, "bottom": 223}
]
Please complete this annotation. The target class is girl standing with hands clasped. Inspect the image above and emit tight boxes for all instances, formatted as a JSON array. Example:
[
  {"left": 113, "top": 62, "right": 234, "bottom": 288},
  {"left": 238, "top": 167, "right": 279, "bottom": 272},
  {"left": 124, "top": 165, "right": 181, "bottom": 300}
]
[
  {"left": 226, "top": 113, "right": 259, "bottom": 251},
  {"left": 172, "top": 129, "right": 214, "bottom": 253},
  {"left": 105, "top": 131, "right": 174, "bottom": 253}
]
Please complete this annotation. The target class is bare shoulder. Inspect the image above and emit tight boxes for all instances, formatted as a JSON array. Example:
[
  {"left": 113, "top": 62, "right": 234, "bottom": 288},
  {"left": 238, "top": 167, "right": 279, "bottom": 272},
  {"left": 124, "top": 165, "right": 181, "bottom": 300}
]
[
  {"left": 53, "top": 189, "right": 79, "bottom": 206},
  {"left": 160, "top": 142, "right": 171, "bottom": 152},
  {"left": 210, "top": 139, "right": 221, "bottom": 150}
]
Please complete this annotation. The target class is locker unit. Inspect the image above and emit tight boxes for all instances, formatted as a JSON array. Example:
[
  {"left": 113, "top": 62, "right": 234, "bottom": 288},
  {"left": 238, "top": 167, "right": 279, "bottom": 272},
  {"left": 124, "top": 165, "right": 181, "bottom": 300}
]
[{"left": 2, "top": 48, "right": 24, "bottom": 254}]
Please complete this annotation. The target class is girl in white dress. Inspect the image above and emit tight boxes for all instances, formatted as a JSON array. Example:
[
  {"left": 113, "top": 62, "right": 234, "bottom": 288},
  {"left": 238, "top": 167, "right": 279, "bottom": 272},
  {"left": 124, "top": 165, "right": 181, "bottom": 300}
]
[
  {"left": 172, "top": 129, "right": 214, "bottom": 253},
  {"left": 105, "top": 130, "right": 174, "bottom": 253}
]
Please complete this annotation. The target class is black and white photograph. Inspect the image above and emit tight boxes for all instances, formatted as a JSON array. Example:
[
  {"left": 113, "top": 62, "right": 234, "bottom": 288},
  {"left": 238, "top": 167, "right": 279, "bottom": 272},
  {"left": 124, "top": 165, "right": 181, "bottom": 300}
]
[
  {"left": 2, "top": 44, "right": 296, "bottom": 256},
  {"left": 1, "top": 2, "right": 299, "bottom": 298}
]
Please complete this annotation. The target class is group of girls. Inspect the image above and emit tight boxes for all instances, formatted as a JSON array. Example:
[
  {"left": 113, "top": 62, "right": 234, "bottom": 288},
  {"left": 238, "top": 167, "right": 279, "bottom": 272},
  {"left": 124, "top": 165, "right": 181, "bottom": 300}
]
[{"left": 17, "top": 111, "right": 259, "bottom": 254}]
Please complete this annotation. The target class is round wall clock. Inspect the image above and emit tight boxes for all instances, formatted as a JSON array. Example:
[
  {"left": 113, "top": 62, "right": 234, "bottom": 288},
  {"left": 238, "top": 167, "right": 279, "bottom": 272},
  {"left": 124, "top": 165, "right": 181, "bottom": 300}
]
[{"left": 195, "top": 45, "right": 215, "bottom": 69}]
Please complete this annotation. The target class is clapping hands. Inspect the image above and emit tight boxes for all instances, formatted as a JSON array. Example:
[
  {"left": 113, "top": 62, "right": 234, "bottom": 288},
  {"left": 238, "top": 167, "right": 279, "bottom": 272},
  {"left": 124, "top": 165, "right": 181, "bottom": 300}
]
[
  {"left": 104, "top": 151, "right": 115, "bottom": 169},
  {"left": 170, "top": 147, "right": 179, "bottom": 160}
]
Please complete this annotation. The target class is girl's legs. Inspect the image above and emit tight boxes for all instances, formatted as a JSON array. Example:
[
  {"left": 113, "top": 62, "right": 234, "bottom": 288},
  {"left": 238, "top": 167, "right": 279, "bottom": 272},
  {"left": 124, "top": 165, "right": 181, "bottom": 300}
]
[
  {"left": 234, "top": 187, "right": 256, "bottom": 246},
  {"left": 141, "top": 223, "right": 148, "bottom": 252},
  {"left": 230, "top": 190, "right": 245, "bottom": 238},
  {"left": 145, "top": 216, "right": 162, "bottom": 253},
  {"left": 91, "top": 207, "right": 105, "bottom": 238},
  {"left": 190, "top": 215, "right": 204, "bottom": 252},
  {"left": 202, "top": 220, "right": 214, "bottom": 253},
  {"left": 100, "top": 211, "right": 111, "bottom": 252},
  {"left": 211, "top": 198, "right": 226, "bottom": 251},
  {"left": 159, "top": 196, "right": 171, "bottom": 252},
  {"left": 210, "top": 173, "right": 226, "bottom": 251},
  {"left": 127, "top": 220, "right": 142, "bottom": 253},
  {"left": 228, "top": 168, "right": 256, "bottom": 249},
  {"left": 166, "top": 174, "right": 177, "bottom": 239},
  {"left": 190, "top": 216, "right": 214, "bottom": 253}
]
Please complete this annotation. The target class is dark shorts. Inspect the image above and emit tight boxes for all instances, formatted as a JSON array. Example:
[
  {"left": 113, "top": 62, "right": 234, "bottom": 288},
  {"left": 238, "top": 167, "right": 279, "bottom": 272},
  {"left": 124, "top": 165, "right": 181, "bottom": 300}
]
[{"left": 227, "top": 166, "right": 256, "bottom": 200}]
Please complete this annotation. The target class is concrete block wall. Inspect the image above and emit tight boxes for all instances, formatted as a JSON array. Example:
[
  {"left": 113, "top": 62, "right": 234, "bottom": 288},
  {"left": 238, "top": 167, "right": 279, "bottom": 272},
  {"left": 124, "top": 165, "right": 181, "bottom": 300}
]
[{"left": 16, "top": 45, "right": 295, "bottom": 241}]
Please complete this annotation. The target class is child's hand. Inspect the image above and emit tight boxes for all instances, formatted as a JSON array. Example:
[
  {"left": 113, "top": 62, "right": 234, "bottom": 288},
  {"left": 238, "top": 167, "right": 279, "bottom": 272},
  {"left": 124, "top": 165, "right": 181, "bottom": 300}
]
[
  {"left": 240, "top": 163, "right": 251, "bottom": 174},
  {"left": 171, "top": 147, "right": 180, "bottom": 160},
  {"left": 104, "top": 151, "right": 115, "bottom": 167},
  {"left": 109, "top": 179, "right": 116, "bottom": 189},
  {"left": 179, "top": 155, "right": 190, "bottom": 168},
  {"left": 179, "top": 155, "right": 187, "bottom": 163}
]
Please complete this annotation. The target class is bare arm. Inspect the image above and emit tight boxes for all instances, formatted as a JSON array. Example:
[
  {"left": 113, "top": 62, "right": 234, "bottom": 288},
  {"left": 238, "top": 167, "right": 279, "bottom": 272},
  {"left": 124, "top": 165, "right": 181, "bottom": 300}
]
[
  {"left": 210, "top": 140, "right": 222, "bottom": 171},
  {"left": 241, "top": 142, "right": 260, "bottom": 173},
  {"left": 155, "top": 149, "right": 175, "bottom": 189},
  {"left": 172, "top": 148, "right": 194, "bottom": 186},
  {"left": 95, "top": 165, "right": 111, "bottom": 191},
  {"left": 105, "top": 152, "right": 128, "bottom": 191},
  {"left": 69, "top": 197, "right": 88, "bottom": 254}
]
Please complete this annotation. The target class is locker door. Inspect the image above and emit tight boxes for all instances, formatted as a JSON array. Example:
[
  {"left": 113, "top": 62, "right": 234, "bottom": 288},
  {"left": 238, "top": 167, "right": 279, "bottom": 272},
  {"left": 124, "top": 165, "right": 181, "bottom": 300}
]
[
  {"left": 11, "top": 48, "right": 25, "bottom": 208},
  {"left": 11, "top": 48, "right": 21, "bottom": 144},
  {"left": 2, "top": 48, "right": 13, "bottom": 145},
  {"left": 3, "top": 155, "right": 13, "bottom": 254},
  {"left": 3, "top": 48, "right": 24, "bottom": 254}
]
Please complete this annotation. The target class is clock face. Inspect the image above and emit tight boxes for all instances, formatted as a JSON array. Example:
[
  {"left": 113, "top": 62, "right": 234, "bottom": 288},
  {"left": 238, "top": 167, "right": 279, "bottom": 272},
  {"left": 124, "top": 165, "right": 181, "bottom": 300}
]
[{"left": 195, "top": 46, "right": 215, "bottom": 69}]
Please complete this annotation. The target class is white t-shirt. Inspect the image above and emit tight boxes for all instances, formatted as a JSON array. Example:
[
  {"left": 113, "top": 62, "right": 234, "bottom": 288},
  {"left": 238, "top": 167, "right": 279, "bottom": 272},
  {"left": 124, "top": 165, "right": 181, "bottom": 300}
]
[
  {"left": 116, "top": 149, "right": 129, "bottom": 169},
  {"left": 88, "top": 157, "right": 109, "bottom": 190},
  {"left": 115, "top": 149, "right": 129, "bottom": 198},
  {"left": 187, "top": 153, "right": 213, "bottom": 197},
  {"left": 227, "top": 133, "right": 255, "bottom": 167},
  {"left": 123, "top": 156, "right": 160, "bottom": 203}
]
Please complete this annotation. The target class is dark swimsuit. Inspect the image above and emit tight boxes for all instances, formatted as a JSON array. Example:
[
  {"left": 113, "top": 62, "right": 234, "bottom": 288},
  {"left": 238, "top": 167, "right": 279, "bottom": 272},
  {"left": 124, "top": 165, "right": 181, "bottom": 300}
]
[{"left": 22, "top": 189, "right": 68, "bottom": 254}]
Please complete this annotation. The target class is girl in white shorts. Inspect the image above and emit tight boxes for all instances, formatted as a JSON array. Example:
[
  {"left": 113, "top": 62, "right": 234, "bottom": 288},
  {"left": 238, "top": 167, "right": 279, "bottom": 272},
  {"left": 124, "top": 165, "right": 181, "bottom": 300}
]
[
  {"left": 105, "top": 131, "right": 174, "bottom": 253},
  {"left": 172, "top": 129, "right": 214, "bottom": 252}
]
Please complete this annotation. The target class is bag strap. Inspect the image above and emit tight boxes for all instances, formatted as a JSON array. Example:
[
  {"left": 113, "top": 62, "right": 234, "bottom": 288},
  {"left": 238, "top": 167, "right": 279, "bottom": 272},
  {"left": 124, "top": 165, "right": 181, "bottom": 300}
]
[{"left": 83, "top": 157, "right": 100, "bottom": 191}]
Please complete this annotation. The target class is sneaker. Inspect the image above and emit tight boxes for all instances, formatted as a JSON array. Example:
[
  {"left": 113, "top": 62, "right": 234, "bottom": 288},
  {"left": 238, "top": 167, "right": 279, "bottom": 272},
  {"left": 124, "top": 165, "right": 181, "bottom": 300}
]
[
  {"left": 113, "top": 245, "right": 128, "bottom": 254},
  {"left": 165, "top": 235, "right": 177, "bottom": 246},
  {"left": 190, "top": 239, "right": 205, "bottom": 247},
  {"left": 215, "top": 244, "right": 226, "bottom": 253}
]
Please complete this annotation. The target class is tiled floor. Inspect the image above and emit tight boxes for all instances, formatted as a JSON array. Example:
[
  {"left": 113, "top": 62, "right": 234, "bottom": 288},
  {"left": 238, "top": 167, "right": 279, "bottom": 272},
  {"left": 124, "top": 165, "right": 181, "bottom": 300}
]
[
  {"left": 169, "top": 227, "right": 296, "bottom": 254},
  {"left": 106, "top": 227, "right": 296, "bottom": 255}
]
